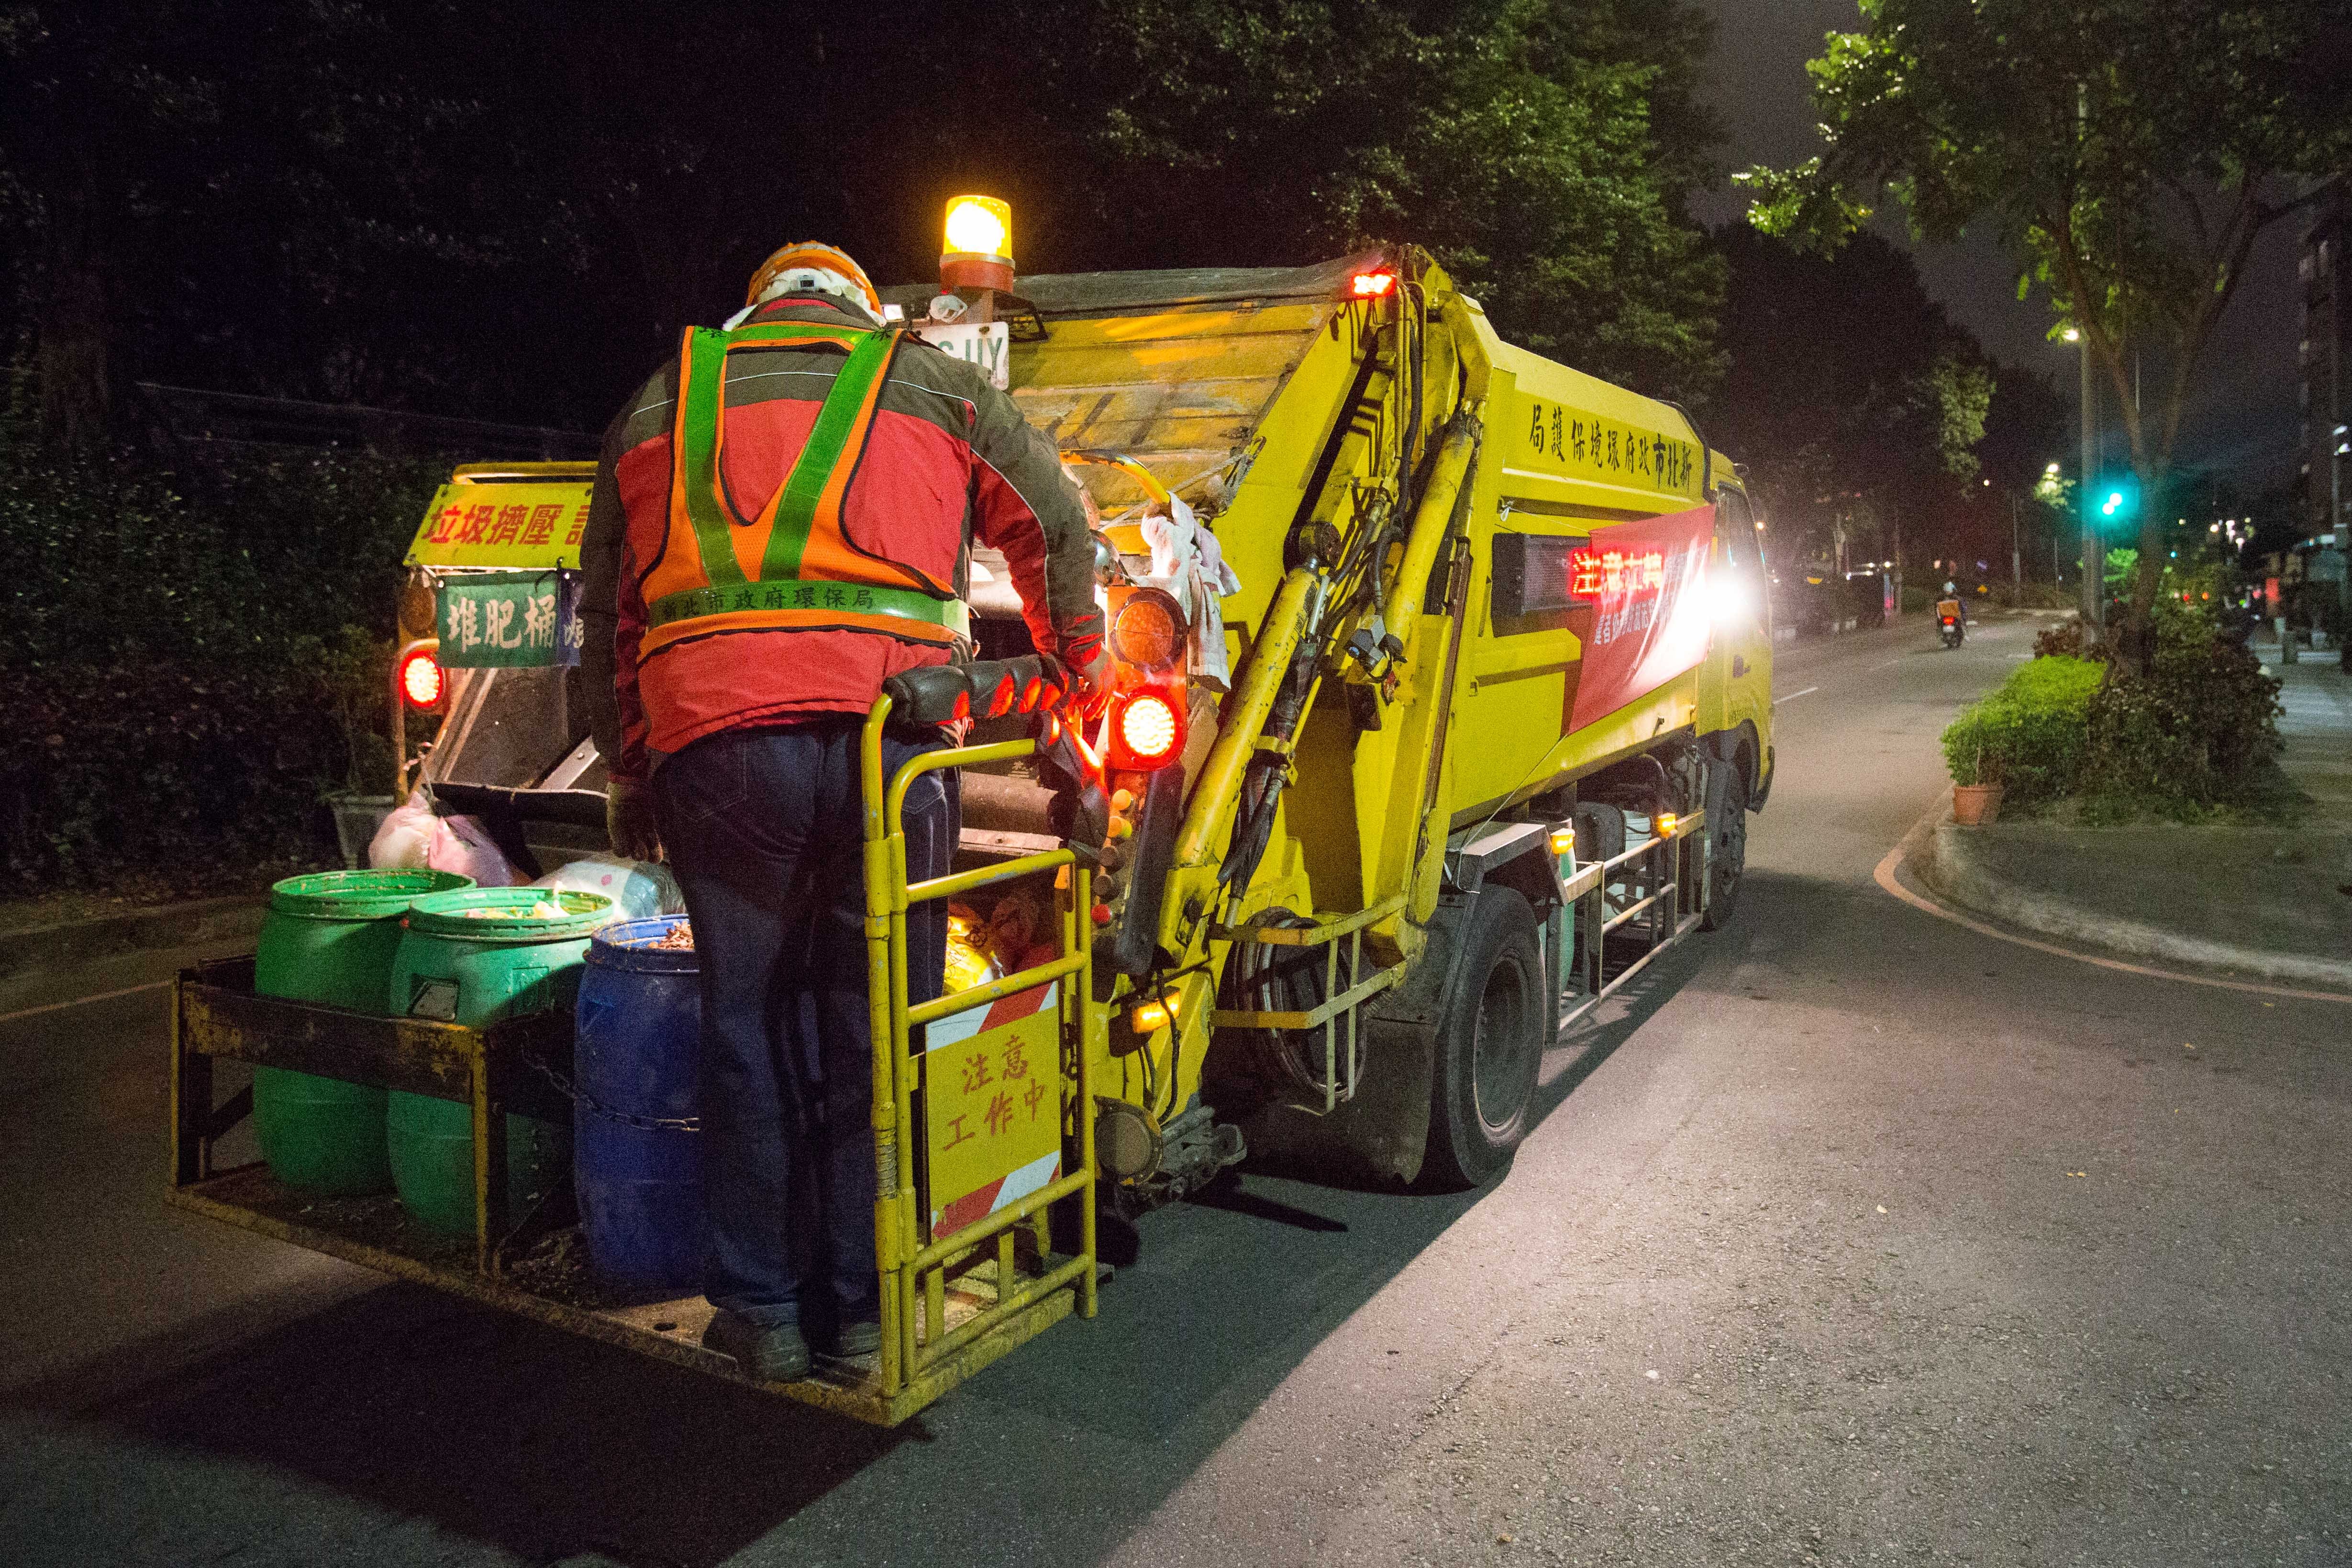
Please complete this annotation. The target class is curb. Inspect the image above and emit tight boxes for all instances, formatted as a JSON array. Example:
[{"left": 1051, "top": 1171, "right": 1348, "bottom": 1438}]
[
  {"left": 1916, "top": 821, "right": 2352, "bottom": 993},
  {"left": 0, "top": 896, "right": 267, "bottom": 983}
]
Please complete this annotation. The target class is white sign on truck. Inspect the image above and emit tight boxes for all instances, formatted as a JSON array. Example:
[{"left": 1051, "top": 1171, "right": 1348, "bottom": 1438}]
[{"left": 913, "top": 321, "right": 1011, "bottom": 389}]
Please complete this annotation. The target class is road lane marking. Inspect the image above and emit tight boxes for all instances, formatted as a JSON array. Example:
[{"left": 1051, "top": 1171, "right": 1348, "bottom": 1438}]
[
  {"left": 1772, "top": 686, "right": 1819, "bottom": 708},
  {"left": 1872, "top": 802, "right": 2352, "bottom": 1006},
  {"left": 0, "top": 979, "right": 171, "bottom": 1026}
]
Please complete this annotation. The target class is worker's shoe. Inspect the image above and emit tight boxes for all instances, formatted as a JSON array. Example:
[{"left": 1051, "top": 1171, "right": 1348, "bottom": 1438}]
[
  {"left": 820, "top": 1319, "right": 883, "bottom": 1362},
  {"left": 701, "top": 1310, "right": 810, "bottom": 1382}
]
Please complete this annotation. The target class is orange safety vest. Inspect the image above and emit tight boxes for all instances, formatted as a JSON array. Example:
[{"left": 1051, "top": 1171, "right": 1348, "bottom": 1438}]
[{"left": 635, "top": 320, "right": 969, "bottom": 658}]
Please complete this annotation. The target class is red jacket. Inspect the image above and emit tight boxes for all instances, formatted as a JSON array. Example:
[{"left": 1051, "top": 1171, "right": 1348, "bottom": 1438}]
[{"left": 581, "top": 295, "right": 1101, "bottom": 779}]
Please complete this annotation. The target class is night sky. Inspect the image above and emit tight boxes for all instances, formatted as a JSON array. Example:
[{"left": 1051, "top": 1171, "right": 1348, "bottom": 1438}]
[{"left": 1693, "top": 0, "right": 2307, "bottom": 499}]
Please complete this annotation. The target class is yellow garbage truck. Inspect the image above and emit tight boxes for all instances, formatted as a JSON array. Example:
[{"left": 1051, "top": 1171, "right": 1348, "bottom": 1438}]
[{"left": 169, "top": 238, "right": 1773, "bottom": 1425}]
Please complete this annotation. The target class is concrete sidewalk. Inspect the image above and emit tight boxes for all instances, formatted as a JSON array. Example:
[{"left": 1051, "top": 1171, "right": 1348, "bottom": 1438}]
[
  {"left": 0, "top": 892, "right": 266, "bottom": 983},
  {"left": 1919, "top": 645, "right": 2352, "bottom": 990}
]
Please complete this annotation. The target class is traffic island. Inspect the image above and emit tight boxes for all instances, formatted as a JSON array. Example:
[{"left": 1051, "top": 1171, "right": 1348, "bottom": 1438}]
[
  {"left": 1918, "top": 818, "right": 2352, "bottom": 990},
  {"left": 1920, "top": 641, "right": 2352, "bottom": 991}
]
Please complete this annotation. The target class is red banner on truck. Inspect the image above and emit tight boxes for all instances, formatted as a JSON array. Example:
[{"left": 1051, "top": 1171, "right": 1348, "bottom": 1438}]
[{"left": 1566, "top": 503, "right": 1715, "bottom": 732}]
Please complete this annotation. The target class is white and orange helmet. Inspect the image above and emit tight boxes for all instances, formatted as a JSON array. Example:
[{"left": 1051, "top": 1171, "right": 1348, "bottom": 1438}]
[{"left": 744, "top": 241, "right": 882, "bottom": 319}]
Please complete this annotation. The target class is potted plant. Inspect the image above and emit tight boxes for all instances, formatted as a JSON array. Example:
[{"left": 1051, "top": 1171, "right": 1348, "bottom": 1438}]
[
  {"left": 1952, "top": 735, "right": 2005, "bottom": 826},
  {"left": 322, "top": 628, "right": 399, "bottom": 867}
]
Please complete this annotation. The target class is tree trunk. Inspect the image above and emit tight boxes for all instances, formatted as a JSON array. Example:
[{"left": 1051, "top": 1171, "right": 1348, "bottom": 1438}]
[
  {"left": 2120, "top": 472, "right": 2168, "bottom": 673},
  {"left": 36, "top": 199, "right": 111, "bottom": 450}
]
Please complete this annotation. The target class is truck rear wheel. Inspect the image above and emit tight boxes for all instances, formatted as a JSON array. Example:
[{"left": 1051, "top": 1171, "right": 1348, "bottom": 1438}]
[
  {"left": 1424, "top": 886, "right": 1545, "bottom": 1189},
  {"left": 1700, "top": 759, "right": 1748, "bottom": 932}
]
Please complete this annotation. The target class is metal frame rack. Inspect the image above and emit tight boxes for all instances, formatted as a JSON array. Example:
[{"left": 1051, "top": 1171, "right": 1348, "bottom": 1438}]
[
  {"left": 161, "top": 709, "right": 1101, "bottom": 1429},
  {"left": 1553, "top": 809, "right": 1708, "bottom": 1033}
]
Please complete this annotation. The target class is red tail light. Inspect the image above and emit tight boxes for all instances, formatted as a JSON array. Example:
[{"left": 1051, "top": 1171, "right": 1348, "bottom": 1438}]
[
  {"left": 1350, "top": 269, "right": 1397, "bottom": 298},
  {"left": 398, "top": 644, "right": 445, "bottom": 709},
  {"left": 1110, "top": 690, "right": 1183, "bottom": 770}
]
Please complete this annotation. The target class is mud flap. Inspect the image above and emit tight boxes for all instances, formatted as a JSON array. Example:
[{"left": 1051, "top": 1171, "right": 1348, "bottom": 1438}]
[{"left": 1229, "top": 893, "right": 1475, "bottom": 1187}]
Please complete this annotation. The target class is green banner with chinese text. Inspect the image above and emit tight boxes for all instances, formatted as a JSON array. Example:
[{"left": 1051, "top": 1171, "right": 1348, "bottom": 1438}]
[{"left": 436, "top": 571, "right": 582, "bottom": 668}]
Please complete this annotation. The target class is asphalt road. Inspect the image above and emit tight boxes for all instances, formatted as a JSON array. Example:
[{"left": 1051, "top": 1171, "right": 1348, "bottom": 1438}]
[{"left": 5, "top": 613, "right": 2349, "bottom": 1568}]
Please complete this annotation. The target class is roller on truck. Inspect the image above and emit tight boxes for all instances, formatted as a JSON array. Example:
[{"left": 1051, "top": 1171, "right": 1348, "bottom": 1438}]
[{"left": 169, "top": 207, "right": 1775, "bottom": 1425}]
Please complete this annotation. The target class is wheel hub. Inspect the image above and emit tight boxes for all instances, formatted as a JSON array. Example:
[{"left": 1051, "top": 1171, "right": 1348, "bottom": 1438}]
[{"left": 1471, "top": 956, "right": 1534, "bottom": 1133}]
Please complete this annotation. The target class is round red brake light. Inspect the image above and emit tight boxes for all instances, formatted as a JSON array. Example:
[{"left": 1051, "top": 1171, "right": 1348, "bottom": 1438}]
[
  {"left": 1117, "top": 693, "right": 1180, "bottom": 764},
  {"left": 399, "top": 647, "right": 445, "bottom": 709}
]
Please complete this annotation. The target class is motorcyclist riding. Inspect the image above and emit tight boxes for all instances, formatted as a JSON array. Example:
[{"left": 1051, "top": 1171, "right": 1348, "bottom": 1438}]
[{"left": 1936, "top": 580, "right": 1965, "bottom": 648}]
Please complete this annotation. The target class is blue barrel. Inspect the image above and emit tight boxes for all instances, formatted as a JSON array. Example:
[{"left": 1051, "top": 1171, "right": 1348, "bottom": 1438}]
[{"left": 574, "top": 915, "right": 704, "bottom": 1290}]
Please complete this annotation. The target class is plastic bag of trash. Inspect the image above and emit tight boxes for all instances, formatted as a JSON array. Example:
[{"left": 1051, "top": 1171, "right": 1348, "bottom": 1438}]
[
  {"left": 944, "top": 903, "right": 993, "bottom": 993},
  {"left": 427, "top": 812, "right": 528, "bottom": 887},
  {"left": 366, "top": 789, "right": 528, "bottom": 886},
  {"left": 533, "top": 855, "right": 683, "bottom": 921},
  {"left": 367, "top": 789, "right": 438, "bottom": 870}
]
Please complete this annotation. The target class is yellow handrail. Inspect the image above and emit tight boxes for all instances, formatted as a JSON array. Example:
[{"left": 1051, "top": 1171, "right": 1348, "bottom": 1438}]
[{"left": 859, "top": 697, "right": 1097, "bottom": 1397}]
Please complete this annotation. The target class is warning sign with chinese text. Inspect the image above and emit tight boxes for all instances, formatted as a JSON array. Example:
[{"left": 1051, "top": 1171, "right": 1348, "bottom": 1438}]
[
  {"left": 406, "top": 481, "right": 593, "bottom": 570},
  {"left": 922, "top": 990, "right": 1064, "bottom": 1244}
]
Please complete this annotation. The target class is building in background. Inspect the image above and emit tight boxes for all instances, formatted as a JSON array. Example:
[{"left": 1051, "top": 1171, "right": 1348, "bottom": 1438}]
[
  {"left": 2298, "top": 175, "right": 2349, "bottom": 650},
  {"left": 2301, "top": 175, "right": 2348, "bottom": 544}
]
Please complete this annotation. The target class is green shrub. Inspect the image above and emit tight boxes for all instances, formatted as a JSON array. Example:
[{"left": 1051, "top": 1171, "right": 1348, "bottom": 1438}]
[
  {"left": 2080, "top": 589, "right": 2280, "bottom": 809},
  {"left": 2033, "top": 618, "right": 2092, "bottom": 659},
  {"left": 0, "top": 407, "right": 436, "bottom": 890},
  {"left": 1940, "top": 655, "right": 2103, "bottom": 802},
  {"left": 1970, "top": 570, "right": 2281, "bottom": 817}
]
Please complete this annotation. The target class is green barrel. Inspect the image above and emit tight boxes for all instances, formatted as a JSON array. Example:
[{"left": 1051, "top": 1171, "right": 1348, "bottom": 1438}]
[
  {"left": 252, "top": 869, "right": 475, "bottom": 1196},
  {"left": 385, "top": 887, "right": 614, "bottom": 1236}
]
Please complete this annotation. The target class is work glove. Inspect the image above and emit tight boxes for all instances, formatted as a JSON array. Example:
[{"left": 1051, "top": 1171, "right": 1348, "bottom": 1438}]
[
  {"left": 1041, "top": 640, "right": 1114, "bottom": 721},
  {"left": 606, "top": 776, "right": 663, "bottom": 863},
  {"left": 1072, "top": 644, "right": 1113, "bottom": 712}
]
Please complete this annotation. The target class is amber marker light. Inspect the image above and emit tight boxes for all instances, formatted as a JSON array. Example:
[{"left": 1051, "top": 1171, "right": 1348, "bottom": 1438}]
[
  {"left": 1655, "top": 812, "right": 1680, "bottom": 838},
  {"left": 941, "top": 195, "right": 1014, "bottom": 293},
  {"left": 1111, "top": 590, "right": 1183, "bottom": 669}
]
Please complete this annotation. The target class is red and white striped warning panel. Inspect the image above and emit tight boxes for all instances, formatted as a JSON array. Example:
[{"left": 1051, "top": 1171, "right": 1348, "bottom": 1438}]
[{"left": 923, "top": 980, "right": 1064, "bottom": 1243}]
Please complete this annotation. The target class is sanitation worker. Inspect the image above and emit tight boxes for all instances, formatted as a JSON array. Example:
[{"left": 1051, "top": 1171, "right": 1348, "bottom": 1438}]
[{"left": 581, "top": 242, "right": 1104, "bottom": 1381}]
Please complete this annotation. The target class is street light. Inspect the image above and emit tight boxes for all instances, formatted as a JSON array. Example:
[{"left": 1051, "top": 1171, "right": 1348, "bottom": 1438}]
[{"left": 2060, "top": 322, "right": 2099, "bottom": 636}]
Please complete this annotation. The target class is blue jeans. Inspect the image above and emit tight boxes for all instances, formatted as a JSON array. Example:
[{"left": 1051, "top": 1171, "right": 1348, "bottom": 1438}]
[{"left": 654, "top": 718, "right": 954, "bottom": 1332}]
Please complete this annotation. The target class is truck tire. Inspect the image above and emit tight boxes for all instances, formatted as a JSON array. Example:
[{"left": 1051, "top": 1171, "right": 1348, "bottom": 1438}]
[
  {"left": 1424, "top": 885, "right": 1546, "bottom": 1189},
  {"left": 1700, "top": 758, "right": 1748, "bottom": 931}
]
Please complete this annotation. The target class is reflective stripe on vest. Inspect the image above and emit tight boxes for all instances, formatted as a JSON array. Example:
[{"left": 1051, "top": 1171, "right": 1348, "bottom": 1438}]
[{"left": 640, "top": 320, "right": 965, "bottom": 656}]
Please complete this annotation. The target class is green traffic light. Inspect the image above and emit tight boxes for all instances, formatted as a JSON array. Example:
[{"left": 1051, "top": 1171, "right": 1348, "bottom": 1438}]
[{"left": 2102, "top": 491, "right": 2122, "bottom": 516}]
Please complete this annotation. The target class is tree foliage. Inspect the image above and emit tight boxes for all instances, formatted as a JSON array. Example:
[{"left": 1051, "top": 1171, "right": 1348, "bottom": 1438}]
[
  {"left": 0, "top": 0, "right": 1732, "bottom": 892},
  {"left": 1709, "top": 225, "right": 1991, "bottom": 567},
  {"left": 0, "top": 0, "right": 1729, "bottom": 434},
  {"left": 1737, "top": 0, "right": 2352, "bottom": 667},
  {"left": 1027, "top": 0, "right": 1725, "bottom": 399},
  {"left": 0, "top": 2, "right": 586, "bottom": 434},
  {"left": 0, "top": 394, "right": 437, "bottom": 886}
]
